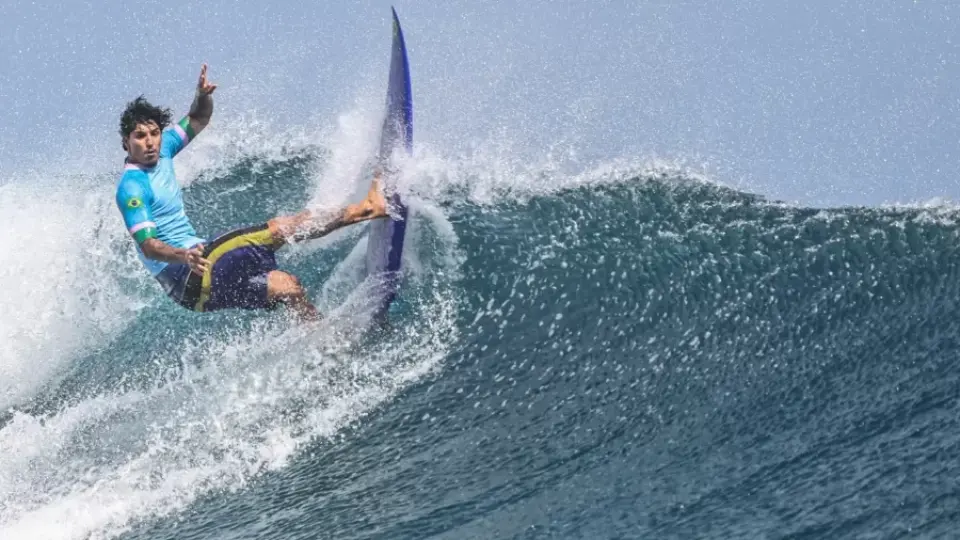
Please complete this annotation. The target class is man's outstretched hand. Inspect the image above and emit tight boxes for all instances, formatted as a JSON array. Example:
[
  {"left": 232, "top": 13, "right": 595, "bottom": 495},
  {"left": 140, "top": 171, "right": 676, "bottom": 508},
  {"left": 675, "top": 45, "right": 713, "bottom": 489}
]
[{"left": 197, "top": 63, "right": 217, "bottom": 96}]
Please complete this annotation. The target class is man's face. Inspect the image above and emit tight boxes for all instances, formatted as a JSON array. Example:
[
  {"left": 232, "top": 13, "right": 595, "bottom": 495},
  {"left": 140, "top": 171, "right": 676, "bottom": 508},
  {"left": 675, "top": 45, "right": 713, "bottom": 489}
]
[{"left": 124, "top": 121, "right": 161, "bottom": 166}]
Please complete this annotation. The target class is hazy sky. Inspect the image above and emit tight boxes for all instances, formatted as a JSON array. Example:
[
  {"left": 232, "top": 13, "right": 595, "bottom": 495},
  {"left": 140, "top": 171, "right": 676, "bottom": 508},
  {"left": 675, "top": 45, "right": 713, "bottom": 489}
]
[{"left": 0, "top": 0, "right": 957, "bottom": 207}]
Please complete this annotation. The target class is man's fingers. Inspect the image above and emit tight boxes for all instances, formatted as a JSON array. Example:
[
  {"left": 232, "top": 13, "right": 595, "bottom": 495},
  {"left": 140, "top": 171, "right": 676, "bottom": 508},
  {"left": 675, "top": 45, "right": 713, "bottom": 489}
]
[
  {"left": 187, "top": 250, "right": 210, "bottom": 275},
  {"left": 191, "top": 261, "right": 209, "bottom": 275},
  {"left": 197, "top": 64, "right": 217, "bottom": 94}
]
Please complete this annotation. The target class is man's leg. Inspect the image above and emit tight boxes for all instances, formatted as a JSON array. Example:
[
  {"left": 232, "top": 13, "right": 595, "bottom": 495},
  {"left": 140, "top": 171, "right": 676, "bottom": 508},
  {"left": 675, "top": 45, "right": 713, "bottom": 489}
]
[
  {"left": 260, "top": 176, "right": 387, "bottom": 321},
  {"left": 267, "top": 270, "right": 320, "bottom": 321},
  {"left": 268, "top": 177, "right": 388, "bottom": 248}
]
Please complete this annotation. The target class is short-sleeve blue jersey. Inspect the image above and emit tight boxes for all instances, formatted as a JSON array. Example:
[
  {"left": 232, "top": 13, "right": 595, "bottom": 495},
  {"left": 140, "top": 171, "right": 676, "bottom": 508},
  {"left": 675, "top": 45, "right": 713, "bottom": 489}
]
[{"left": 116, "top": 118, "right": 205, "bottom": 276}]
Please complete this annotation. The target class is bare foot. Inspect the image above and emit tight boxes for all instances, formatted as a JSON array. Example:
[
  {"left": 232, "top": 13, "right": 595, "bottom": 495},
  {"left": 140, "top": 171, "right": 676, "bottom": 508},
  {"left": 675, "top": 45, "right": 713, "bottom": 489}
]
[{"left": 363, "top": 178, "right": 388, "bottom": 218}]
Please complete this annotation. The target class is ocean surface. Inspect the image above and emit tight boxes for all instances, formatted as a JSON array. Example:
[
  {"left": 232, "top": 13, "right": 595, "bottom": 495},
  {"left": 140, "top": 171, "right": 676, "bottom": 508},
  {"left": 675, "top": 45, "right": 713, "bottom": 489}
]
[{"left": 2, "top": 137, "right": 960, "bottom": 539}]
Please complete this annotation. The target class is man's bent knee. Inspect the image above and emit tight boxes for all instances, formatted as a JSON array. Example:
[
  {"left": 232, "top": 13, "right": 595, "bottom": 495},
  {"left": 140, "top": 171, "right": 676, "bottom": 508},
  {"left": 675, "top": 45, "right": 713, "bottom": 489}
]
[
  {"left": 265, "top": 270, "right": 320, "bottom": 320},
  {"left": 267, "top": 270, "right": 305, "bottom": 301}
]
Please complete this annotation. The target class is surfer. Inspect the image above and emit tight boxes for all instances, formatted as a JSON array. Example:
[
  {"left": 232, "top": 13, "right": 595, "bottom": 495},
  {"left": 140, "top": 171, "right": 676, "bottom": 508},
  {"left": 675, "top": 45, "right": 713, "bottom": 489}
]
[{"left": 115, "top": 64, "right": 388, "bottom": 320}]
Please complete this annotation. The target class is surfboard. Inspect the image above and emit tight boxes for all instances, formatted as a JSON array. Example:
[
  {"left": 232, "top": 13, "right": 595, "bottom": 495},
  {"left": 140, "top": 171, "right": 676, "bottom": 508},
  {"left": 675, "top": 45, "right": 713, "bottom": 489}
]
[{"left": 365, "top": 6, "right": 412, "bottom": 321}]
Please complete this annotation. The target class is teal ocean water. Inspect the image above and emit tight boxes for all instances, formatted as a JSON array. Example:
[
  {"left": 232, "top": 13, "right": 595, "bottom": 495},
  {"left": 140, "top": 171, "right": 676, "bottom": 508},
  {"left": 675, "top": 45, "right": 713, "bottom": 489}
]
[{"left": 2, "top": 138, "right": 960, "bottom": 538}]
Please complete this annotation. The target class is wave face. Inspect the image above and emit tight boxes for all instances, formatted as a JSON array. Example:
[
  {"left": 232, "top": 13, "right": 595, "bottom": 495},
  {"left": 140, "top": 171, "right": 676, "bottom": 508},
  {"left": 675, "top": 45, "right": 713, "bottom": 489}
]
[{"left": 2, "top": 142, "right": 960, "bottom": 539}]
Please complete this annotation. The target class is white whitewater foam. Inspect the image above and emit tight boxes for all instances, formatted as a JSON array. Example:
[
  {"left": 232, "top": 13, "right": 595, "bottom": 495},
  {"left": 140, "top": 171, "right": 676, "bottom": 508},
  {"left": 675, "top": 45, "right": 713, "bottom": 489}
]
[{"left": 0, "top": 177, "right": 145, "bottom": 410}]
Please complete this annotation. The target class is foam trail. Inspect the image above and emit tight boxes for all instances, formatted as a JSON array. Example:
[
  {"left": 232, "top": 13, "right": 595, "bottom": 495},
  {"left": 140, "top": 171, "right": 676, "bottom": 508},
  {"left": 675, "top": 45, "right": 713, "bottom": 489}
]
[{"left": 0, "top": 295, "right": 456, "bottom": 539}]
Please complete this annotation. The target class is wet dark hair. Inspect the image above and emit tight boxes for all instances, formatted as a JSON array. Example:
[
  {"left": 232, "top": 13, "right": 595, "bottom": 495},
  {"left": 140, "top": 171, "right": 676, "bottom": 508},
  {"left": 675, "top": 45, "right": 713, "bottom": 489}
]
[{"left": 119, "top": 95, "right": 172, "bottom": 140}]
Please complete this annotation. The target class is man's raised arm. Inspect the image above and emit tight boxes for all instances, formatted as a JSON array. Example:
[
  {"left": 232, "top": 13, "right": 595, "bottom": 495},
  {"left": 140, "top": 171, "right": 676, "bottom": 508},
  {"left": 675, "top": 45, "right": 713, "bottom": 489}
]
[{"left": 187, "top": 63, "right": 217, "bottom": 136}]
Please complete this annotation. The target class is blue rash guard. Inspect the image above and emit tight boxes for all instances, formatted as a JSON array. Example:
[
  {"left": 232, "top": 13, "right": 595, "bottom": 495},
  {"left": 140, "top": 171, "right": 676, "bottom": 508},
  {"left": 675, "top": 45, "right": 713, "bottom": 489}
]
[
  {"left": 115, "top": 117, "right": 205, "bottom": 277},
  {"left": 115, "top": 117, "right": 281, "bottom": 313}
]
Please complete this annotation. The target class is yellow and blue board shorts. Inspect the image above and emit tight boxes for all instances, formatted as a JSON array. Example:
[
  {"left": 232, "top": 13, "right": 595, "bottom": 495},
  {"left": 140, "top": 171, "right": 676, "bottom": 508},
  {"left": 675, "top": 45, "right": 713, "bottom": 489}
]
[{"left": 156, "top": 224, "right": 279, "bottom": 312}]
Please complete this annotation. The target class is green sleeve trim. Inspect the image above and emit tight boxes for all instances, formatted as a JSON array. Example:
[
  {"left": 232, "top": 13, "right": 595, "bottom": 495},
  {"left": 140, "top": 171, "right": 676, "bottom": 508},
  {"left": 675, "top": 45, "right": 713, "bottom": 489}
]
[
  {"left": 178, "top": 116, "right": 197, "bottom": 140},
  {"left": 133, "top": 227, "right": 157, "bottom": 244}
]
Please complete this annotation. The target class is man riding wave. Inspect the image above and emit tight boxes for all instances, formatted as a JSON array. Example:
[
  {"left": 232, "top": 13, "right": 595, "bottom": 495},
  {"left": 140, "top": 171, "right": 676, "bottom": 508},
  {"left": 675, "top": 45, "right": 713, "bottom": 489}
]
[{"left": 116, "top": 64, "right": 387, "bottom": 320}]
